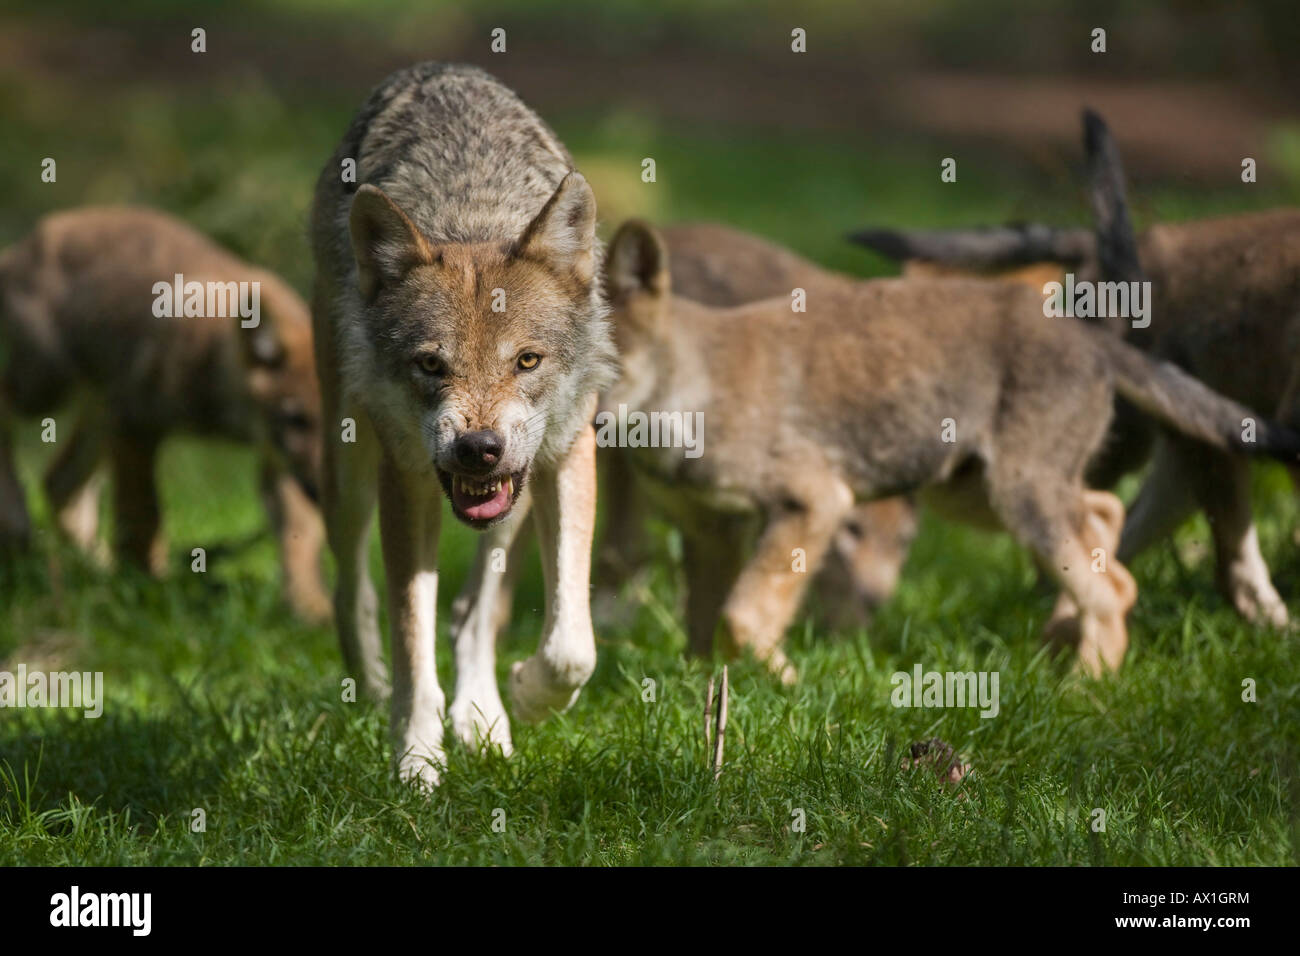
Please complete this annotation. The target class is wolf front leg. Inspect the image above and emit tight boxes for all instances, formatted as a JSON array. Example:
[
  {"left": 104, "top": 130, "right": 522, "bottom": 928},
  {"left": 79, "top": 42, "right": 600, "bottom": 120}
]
[
  {"left": 110, "top": 430, "right": 167, "bottom": 575},
  {"left": 322, "top": 403, "right": 389, "bottom": 701},
  {"left": 509, "top": 420, "right": 599, "bottom": 724},
  {"left": 719, "top": 477, "right": 854, "bottom": 684},
  {"left": 43, "top": 409, "right": 109, "bottom": 562},
  {"left": 260, "top": 460, "right": 332, "bottom": 625},
  {"left": 378, "top": 456, "right": 446, "bottom": 789},
  {"left": 450, "top": 487, "right": 532, "bottom": 754}
]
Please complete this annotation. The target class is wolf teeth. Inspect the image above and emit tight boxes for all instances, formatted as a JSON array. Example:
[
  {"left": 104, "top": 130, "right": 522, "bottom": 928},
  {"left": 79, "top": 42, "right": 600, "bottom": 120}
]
[{"left": 455, "top": 476, "right": 510, "bottom": 497}]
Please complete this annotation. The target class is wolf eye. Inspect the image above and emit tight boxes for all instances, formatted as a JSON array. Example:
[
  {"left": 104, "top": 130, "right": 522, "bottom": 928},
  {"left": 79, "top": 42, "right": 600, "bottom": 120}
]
[
  {"left": 517, "top": 352, "right": 541, "bottom": 371},
  {"left": 416, "top": 354, "right": 445, "bottom": 376}
]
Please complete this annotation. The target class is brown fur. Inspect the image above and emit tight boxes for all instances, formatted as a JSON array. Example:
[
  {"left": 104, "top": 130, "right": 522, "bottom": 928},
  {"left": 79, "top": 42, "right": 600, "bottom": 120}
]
[
  {"left": 453, "top": 222, "right": 920, "bottom": 646},
  {"left": 604, "top": 219, "right": 1298, "bottom": 679},
  {"left": 1111, "top": 209, "right": 1300, "bottom": 625},
  {"left": 873, "top": 207, "right": 1300, "bottom": 626},
  {"left": 591, "top": 222, "right": 918, "bottom": 630},
  {"left": 0, "top": 206, "right": 329, "bottom": 621},
  {"left": 902, "top": 259, "right": 1066, "bottom": 290}
]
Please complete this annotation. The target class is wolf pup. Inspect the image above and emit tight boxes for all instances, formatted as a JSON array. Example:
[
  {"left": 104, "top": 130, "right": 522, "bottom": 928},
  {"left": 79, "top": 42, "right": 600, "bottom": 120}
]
[
  {"left": 647, "top": 224, "right": 918, "bottom": 625},
  {"left": 0, "top": 206, "right": 328, "bottom": 621},
  {"left": 586, "top": 223, "right": 918, "bottom": 629},
  {"left": 849, "top": 112, "right": 1300, "bottom": 627},
  {"left": 602, "top": 219, "right": 1300, "bottom": 681},
  {"left": 310, "top": 62, "right": 617, "bottom": 786}
]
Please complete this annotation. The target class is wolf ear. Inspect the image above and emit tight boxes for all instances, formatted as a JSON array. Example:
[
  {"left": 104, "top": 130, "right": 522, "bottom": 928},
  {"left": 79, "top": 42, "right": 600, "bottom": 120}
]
[
  {"left": 349, "top": 185, "right": 435, "bottom": 301},
  {"left": 513, "top": 171, "right": 598, "bottom": 285},
  {"left": 605, "top": 219, "right": 670, "bottom": 301}
]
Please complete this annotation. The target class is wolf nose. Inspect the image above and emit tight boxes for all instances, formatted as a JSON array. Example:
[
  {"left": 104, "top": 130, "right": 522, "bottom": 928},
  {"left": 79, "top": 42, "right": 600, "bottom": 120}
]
[{"left": 453, "top": 429, "right": 504, "bottom": 472}]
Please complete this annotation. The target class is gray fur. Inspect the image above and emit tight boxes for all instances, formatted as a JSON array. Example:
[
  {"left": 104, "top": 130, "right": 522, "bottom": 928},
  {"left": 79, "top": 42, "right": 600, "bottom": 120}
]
[
  {"left": 311, "top": 62, "right": 616, "bottom": 466},
  {"left": 315, "top": 62, "right": 573, "bottom": 281},
  {"left": 309, "top": 63, "right": 617, "bottom": 776}
]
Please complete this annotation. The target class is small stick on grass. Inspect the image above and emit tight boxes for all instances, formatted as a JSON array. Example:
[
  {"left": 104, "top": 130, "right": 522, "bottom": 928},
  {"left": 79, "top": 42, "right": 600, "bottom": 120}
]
[
  {"left": 704, "top": 675, "right": 715, "bottom": 756},
  {"left": 712, "top": 666, "right": 728, "bottom": 781}
]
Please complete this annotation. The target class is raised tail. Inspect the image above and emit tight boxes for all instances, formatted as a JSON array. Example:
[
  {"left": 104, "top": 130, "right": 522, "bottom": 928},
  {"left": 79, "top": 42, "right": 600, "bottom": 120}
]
[
  {"left": 1077, "top": 111, "right": 1300, "bottom": 464},
  {"left": 1089, "top": 329, "right": 1300, "bottom": 464},
  {"left": 1083, "top": 108, "right": 1142, "bottom": 285}
]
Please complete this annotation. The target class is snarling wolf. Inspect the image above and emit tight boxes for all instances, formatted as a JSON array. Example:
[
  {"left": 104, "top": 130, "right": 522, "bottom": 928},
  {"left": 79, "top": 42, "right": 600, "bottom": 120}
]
[
  {"left": 0, "top": 206, "right": 328, "bottom": 621},
  {"left": 310, "top": 62, "right": 617, "bottom": 786},
  {"left": 603, "top": 218, "right": 1300, "bottom": 681},
  {"left": 849, "top": 110, "right": 1300, "bottom": 627}
]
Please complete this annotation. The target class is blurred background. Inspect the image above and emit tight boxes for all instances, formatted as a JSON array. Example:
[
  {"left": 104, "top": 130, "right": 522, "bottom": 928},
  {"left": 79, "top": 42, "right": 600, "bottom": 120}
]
[
  {"left": 4, "top": 0, "right": 1298, "bottom": 281},
  {"left": 3, "top": 0, "right": 1298, "bottom": 660},
  {"left": 3, "top": 3, "right": 1300, "bottom": 867}
]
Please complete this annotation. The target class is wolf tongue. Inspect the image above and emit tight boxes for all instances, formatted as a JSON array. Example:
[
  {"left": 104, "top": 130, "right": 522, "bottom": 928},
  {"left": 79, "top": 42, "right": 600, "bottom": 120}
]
[{"left": 454, "top": 478, "right": 511, "bottom": 521}]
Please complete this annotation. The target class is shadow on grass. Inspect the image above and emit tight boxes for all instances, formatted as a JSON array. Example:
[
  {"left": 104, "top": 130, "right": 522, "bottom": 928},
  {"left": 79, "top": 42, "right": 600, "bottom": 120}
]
[{"left": 1, "top": 705, "right": 252, "bottom": 837}]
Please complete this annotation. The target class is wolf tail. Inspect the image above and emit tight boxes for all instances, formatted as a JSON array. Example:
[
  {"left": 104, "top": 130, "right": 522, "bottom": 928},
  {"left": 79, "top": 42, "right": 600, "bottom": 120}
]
[
  {"left": 1083, "top": 108, "right": 1143, "bottom": 285},
  {"left": 846, "top": 222, "right": 1093, "bottom": 268},
  {"left": 1079, "top": 109, "right": 1300, "bottom": 461},
  {"left": 1087, "top": 329, "right": 1300, "bottom": 463},
  {"left": 846, "top": 111, "right": 1147, "bottom": 273}
]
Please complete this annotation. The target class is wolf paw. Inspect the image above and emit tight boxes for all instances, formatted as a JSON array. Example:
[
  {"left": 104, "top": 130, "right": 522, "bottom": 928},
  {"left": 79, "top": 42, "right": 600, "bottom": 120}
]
[
  {"left": 394, "top": 746, "right": 444, "bottom": 791},
  {"left": 450, "top": 691, "right": 514, "bottom": 756},
  {"left": 509, "top": 655, "right": 587, "bottom": 725},
  {"left": 349, "top": 670, "right": 391, "bottom": 705},
  {"left": 1226, "top": 574, "right": 1289, "bottom": 630},
  {"left": 763, "top": 648, "right": 799, "bottom": 686},
  {"left": 392, "top": 706, "right": 445, "bottom": 790},
  {"left": 289, "top": 587, "right": 334, "bottom": 626}
]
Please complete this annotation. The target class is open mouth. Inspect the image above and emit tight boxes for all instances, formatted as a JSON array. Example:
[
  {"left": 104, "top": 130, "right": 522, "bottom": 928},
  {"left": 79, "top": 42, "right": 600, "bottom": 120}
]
[{"left": 439, "top": 467, "right": 527, "bottom": 528}]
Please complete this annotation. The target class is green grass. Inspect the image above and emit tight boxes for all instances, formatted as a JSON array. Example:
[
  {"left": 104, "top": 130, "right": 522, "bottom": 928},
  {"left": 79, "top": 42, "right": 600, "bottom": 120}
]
[
  {"left": 3, "top": 7, "right": 1300, "bottom": 865},
  {"left": 2, "top": 434, "right": 1298, "bottom": 865}
]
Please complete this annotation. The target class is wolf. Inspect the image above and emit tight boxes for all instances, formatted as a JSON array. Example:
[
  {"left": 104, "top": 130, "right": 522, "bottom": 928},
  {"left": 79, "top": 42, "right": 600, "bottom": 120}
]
[
  {"left": 849, "top": 111, "right": 1300, "bottom": 627},
  {"left": 453, "top": 222, "right": 920, "bottom": 659},
  {"left": 310, "top": 62, "right": 617, "bottom": 786},
  {"left": 584, "top": 224, "right": 918, "bottom": 629},
  {"left": 601, "top": 217, "right": 1300, "bottom": 681},
  {"left": 0, "top": 206, "right": 329, "bottom": 622},
  {"left": 645, "top": 224, "right": 918, "bottom": 624}
]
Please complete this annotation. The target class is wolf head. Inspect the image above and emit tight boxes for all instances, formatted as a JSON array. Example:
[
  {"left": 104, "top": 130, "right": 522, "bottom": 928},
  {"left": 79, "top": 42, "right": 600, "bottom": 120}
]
[
  {"left": 818, "top": 498, "right": 918, "bottom": 625},
  {"left": 348, "top": 172, "right": 616, "bottom": 529},
  {"left": 236, "top": 281, "right": 324, "bottom": 504}
]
